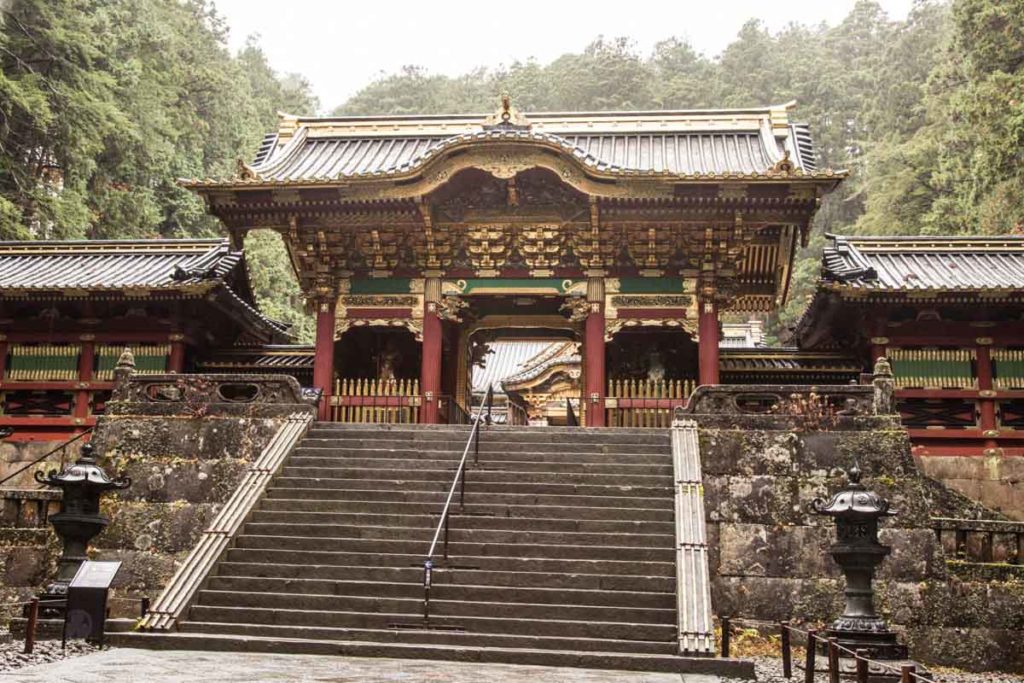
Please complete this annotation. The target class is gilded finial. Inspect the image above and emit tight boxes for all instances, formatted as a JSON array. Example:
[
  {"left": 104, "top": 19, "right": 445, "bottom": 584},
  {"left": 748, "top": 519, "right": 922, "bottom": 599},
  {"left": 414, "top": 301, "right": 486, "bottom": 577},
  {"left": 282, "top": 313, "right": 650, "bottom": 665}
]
[{"left": 500, "top": 92, "right": 512, "bottom": 123}]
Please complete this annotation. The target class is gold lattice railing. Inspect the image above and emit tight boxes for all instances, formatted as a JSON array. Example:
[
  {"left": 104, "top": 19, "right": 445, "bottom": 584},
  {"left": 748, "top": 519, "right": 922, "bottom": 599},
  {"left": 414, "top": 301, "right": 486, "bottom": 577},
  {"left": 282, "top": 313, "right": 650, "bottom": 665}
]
[
  {"left": 888, "top": 348, "right": 976, "bottom": 389},
  {"left": 993, "top": 349, "right": 1024, "bottom": 390},
  {"left": 330, "top": 378, "right": 420, "bottom": 424},
  {"left": 605, "top": 378, "right": 696, "bottom": 428}
]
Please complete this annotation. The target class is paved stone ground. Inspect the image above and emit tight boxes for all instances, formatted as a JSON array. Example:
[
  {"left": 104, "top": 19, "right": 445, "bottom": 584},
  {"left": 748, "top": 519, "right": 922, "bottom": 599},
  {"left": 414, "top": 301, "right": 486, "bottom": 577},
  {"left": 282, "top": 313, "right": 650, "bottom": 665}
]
[
  {"left": 5, "top": 648, "right": 1022, "bottom": 682},
  {"left": 2, "top": 648, "right": 728, "bottom": 682}
]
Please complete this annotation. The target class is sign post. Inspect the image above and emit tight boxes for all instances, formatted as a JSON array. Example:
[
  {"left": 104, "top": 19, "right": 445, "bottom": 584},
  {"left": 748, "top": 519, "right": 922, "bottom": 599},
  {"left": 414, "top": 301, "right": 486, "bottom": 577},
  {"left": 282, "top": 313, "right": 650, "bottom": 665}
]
[{"left": 62, "top": 560, "right": 121, "bottom": 649}]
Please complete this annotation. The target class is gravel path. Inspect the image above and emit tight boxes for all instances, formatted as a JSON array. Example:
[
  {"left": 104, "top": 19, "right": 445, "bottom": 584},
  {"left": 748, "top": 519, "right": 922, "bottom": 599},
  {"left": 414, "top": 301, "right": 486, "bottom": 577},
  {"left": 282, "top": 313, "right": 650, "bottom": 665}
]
[
  {"left": 750, "top": 655, "right": 1024, "bottom": 683},
  {"left": 0, "top": 637, "right": 96, "bottom": 673}
]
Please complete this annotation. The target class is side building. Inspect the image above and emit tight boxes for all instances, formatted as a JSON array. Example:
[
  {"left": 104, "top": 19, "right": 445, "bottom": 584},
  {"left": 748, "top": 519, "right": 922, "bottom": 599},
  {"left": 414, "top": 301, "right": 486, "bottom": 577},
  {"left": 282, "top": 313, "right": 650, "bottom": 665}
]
[
  {"left": 0, "top": 239, "right": 290, "bottom": 482},
  {"left": 796, "top": 234, "right": 1024, "bottom": 516}
]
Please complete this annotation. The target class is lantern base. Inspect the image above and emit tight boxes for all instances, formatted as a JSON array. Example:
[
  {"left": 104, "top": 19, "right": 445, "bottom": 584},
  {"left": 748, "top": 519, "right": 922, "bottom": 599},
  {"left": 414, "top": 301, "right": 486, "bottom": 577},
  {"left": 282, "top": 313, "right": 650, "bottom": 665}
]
[{"left": 824, "top": 624, "right": 908, "bottom": 660}]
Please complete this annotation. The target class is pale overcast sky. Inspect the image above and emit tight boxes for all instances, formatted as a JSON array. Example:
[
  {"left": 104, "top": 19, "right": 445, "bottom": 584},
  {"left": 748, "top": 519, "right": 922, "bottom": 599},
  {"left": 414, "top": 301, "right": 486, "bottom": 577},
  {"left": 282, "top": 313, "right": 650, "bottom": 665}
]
[{"left": 211, "top": 0, "right": 915, "bottom": 112}]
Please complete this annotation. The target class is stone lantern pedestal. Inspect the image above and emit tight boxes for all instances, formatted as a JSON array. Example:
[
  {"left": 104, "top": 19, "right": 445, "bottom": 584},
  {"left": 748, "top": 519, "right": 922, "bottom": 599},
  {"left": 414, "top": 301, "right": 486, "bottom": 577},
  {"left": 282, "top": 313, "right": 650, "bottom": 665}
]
[
  {"left": 33, "top": 443, "right": 131, "bottom": 618},
  {"left": 810, "top": 464, "right": 934, "bottom": 680}
]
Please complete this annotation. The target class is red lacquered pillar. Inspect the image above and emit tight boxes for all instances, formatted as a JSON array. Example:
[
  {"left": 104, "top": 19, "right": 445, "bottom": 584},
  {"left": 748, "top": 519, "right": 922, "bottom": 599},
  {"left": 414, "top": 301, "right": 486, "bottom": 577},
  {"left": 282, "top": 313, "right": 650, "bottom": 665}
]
[
  {"left": 698, "top": 301, "right": 720, "bottom": 386},
  {"left": 312, "top": 298, "right": 336, "bottom": 421},
  {"left": 976, "top": 340, "right": 998, "bottom": 451},
  {"left": 420, "top": 295, "right": 443, "bottom": 425},
  {"left": 73, "top": 336, "right": 95, "bottom": 422},
  {"left": 168, "top": 333, "right": 185, "bottom": 373},
  {"left": 584, "top": 300, "right": 606, "bottom": 427}
]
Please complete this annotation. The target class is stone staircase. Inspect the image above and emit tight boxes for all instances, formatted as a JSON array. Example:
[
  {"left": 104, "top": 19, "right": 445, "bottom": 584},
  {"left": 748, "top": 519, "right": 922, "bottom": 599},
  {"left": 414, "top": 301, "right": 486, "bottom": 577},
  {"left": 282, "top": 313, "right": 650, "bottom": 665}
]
[{"left": 117, "top": 423, "right": 750, "bottom": 677}]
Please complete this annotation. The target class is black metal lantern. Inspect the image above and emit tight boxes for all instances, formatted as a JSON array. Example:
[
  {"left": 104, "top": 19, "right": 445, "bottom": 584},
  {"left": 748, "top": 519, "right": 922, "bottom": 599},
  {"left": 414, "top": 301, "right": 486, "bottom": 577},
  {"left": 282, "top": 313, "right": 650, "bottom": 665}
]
[
  {"left": 34, "top": 443, "right": 130, "bottom": 615},
  {"left": 811, "top": 464, "right": 907, "bottom": 659}
]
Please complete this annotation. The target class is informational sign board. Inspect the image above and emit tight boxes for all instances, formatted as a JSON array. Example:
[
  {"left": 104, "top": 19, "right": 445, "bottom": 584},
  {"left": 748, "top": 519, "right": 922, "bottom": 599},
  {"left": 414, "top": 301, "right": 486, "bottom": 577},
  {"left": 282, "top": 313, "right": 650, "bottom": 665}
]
[{"left": 63, "top": 560, "right": 121, "bottom": 647}]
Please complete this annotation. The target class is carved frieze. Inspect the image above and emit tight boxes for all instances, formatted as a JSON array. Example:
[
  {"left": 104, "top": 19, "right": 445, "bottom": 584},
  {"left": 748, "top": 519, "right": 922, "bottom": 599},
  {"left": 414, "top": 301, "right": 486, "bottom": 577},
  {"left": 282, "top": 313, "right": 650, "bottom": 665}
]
[
  {"left": 560, "top": 297, "right": 591, "bottom": 323},
  {"left": 436, "top": 295, "right": 469, "bottom": 322}
]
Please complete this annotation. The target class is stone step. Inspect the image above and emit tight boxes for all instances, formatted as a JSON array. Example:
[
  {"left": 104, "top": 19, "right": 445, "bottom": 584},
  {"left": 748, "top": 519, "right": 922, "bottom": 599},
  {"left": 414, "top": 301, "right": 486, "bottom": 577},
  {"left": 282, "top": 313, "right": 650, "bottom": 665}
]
[
  {"left": 258, "top": 497, "right": 673, "bottom": 521},
  {"left": 233, "top": 534, "right": 675, "bottom": 562},
  {"left": 288, "top": 454, "right": 673, "bottom": 473},
  {"left": 247, "top": 509, "right": 675, "bottom": 535},
  {"left": 206, "top": 576, "right": 673, "bottom": 609},
  {"left": 214, "top": 562, "right": 675, "bottom": 592},
  {"left": 305, "top": 424, "right": 671, "bottom": 445},
  {"left": 110, "top": 631, "right": 755, "bottom": 677},
  {"left": 187, "top": 604, "right": 674, "bottom": 641},
  {"left": 279, "top": 465, "right": 671, "bottom": 486},
  {"left": 268, "top": 477, "right": 673, "bottom": 499},
  {"left": 196, "top": 590, "right": 674, "bottom": 624},
  {"left": 294, "top": 441, "right": 671, "bottom": 458},
  {"left": 223, "top": 548, "right": 675, "bottom": 577},
  {"left": 178, "top": 620, "right": 677, "bottom": 655},
  {"left": 263, "top": 487, "right": 672, "bottom": 509},
  {"left": 239, "top": 523, "right": 672, "bottom": 548}
]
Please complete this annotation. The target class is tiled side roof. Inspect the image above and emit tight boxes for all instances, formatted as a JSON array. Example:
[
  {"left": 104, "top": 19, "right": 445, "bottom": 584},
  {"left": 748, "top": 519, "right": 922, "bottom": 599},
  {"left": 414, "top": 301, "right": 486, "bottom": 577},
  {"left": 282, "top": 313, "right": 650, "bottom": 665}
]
[
  {"left": 719, "top": 348, "right": 860, "bottom": 373},
  {"left": 199, "top": 346, "right": 315, "bottom": 371},
  {"left": 821, "top": 234, "right": 1024, "bottom": 291},
  {"left": 0, "top": 239, "right": 290, "bottom": 339},
  {"left": 0, "top": 239, "right": 238, "bottom": 291}
]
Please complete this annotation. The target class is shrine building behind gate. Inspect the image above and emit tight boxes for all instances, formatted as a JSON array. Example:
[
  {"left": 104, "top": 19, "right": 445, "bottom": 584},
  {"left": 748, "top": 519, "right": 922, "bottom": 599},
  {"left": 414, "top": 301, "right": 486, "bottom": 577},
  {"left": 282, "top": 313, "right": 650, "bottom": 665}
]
[{"left": 185, "top": 100, "right": 843, "bottom": 424}]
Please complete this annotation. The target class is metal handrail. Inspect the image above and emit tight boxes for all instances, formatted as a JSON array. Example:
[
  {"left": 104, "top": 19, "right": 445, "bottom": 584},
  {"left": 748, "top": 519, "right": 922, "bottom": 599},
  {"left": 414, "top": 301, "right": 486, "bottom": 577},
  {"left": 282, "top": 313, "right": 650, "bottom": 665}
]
[
  {"left": 0, "top": 427, "right": 94, "bottom": 487},
  {"left": 422, "top": 384, "right": 493, "bottom": 621}
]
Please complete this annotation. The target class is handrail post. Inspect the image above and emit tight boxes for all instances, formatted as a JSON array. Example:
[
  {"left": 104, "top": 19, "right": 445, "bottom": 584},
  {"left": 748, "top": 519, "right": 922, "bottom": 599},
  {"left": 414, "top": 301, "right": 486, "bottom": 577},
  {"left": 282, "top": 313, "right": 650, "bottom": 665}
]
[
  {"left": 474, "top": 416, "right": 480, "bottom": 465},
  {"left": 141, "top": 596, "right": 150, "bottom": 618},
  {"left": 900, "top": 665, "right": 916, "bottom": 683},
  {"left": 24, "top": 597, "right": 38, "bottom": 654},
  {"left": 720, "top": 616, "right": 730, "bottom": 657},
  {"left": 422, "top": 560, "right": 432, "bottom": 621},
  {"left": 804, "top": 629, "right": 817, "bottom": 683},
  {"left": 855, "top": 649, "right": 869, "bottom": 683},
  {"left": 780, "top": 622, "right": 792, "bottom": 678},
  {"left": 827, "top": 637, "right": 839, "bottom": 683}
]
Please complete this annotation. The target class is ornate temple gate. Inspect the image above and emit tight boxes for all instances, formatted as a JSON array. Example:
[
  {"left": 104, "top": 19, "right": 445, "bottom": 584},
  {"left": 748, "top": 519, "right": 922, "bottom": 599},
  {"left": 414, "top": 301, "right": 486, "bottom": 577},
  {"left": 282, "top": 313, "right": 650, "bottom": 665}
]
[{"left": 185, "top": 100, "right": 843, "bottom": 425}]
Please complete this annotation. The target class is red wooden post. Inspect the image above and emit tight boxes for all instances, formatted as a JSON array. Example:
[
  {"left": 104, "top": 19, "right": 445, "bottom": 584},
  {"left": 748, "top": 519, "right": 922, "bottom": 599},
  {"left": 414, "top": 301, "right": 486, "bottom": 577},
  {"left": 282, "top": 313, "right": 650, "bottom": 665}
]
[
  {"left": 698, "top": 300, "right": 719, "bottom": 386},
  {"left": 312, "top": 298, "right": 336, "bottom": 421},
  {"left": 167, "top": 333, "right": 185, "bottom": 373},
  {"left": 24, "top": 597, "right": 38, "bottom": 654},
  {"left": 780, "top": 622, "right": 792, "bottom": 678},
  {"left": 420, "top": 299, "right": 442, "bottom": 425},
  {"left": 73, "top": 337, "right": 95, "bottom": 421},
  {"left": 870, "top": 318, "right": 888, "bottom": 363},
  {"left": 976, "top": 341, "right": 998, "bottom": 450},
  {"left": 900, "top": 664, "right": 916, "bottom": 683},
  {"left": 827, "top": 637, "right": 840, "bottom": 683},
  {"left": 584, "top": 299, "right": 606, "bottom": 427},
  {"left": 804, "top": 629, "right": 817, "bottom": 683},
  {"left": 0, "top": 337, "right": 8, "bottom": 380},
  {"left": 855, "top": 649, "right": 869, "bottom": 683}
]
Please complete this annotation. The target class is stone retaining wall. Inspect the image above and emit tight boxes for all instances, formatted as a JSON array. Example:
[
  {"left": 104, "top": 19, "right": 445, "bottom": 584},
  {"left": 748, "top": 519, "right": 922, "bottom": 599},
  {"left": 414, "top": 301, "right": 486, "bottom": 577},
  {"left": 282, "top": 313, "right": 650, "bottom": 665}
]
[
  {"left": 0, "top": 373, "right": 315, "bottom": 625},
  {"left": 692, "top": 399, "right": 1024, "bottom": 672}
]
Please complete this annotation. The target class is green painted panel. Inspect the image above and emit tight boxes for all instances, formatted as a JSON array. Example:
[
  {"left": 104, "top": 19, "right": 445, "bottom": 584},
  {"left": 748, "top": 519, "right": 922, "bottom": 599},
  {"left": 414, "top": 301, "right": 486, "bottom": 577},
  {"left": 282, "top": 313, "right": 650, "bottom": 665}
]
[
  {"left": 449, "top": 278, "right": 581, "bottom": 294},
  {"left": 615, "top": 278, "right": 686, "bottom": 294},
  {"left": 349, "top": 279, "right": 413, "bottom": 294}
]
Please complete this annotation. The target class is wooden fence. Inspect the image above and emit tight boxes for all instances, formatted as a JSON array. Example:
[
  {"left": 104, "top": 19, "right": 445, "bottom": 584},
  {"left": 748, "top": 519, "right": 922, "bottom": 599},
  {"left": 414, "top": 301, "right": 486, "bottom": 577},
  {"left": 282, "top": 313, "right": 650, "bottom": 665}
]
[
  {"left": 605, "top": 378, "right": 696, "bottom": 427},
  {"left": 329, "top": 378, "right": 420, "bottom": 424}
]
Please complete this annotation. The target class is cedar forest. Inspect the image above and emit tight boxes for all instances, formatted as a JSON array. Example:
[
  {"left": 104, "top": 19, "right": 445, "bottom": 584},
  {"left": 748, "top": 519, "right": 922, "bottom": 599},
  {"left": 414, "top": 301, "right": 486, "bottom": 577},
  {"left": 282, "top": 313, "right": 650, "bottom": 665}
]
[{"left": 1, "top": 0, "right": 1022, "bottom": 342}]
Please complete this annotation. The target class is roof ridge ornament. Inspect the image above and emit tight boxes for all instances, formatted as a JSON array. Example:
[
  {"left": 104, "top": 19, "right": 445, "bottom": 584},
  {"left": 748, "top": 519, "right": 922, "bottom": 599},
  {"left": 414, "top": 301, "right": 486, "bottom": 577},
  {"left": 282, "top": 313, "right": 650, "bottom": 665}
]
[
  {"left": 483, "top": 93, "right": 531, "bottom": 131},
  {"left": 771, "top": 150, "right": 795, "bottom": 175},
  {"left": 235, "top": 158, "right": 261, "bottom": 182}
]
